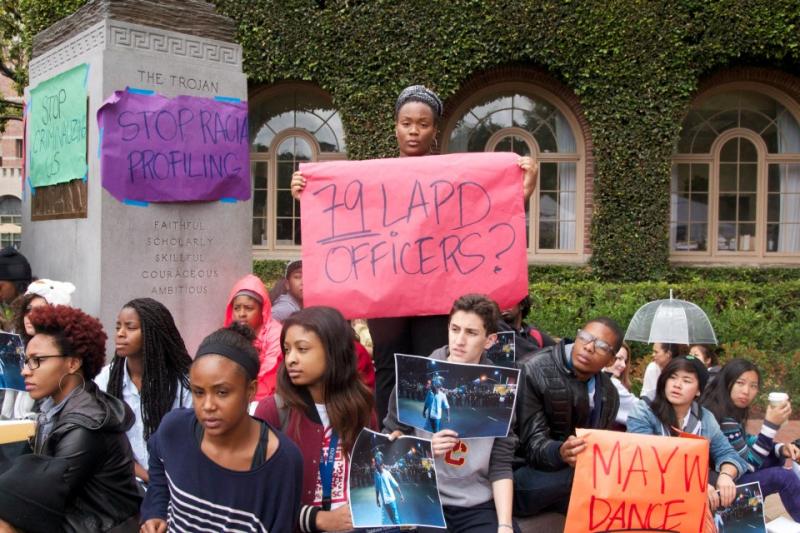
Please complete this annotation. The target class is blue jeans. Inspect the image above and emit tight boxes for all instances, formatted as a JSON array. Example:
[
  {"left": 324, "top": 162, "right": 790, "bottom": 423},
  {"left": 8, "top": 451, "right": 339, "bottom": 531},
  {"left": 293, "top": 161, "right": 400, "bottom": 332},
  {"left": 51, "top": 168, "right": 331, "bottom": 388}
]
[
  {"left": 416, "top": 500, "right": 521, "bottom": 533},
  {"left": 428, "top": 417, "right": 441, "bottom": 432},
  {"left": 513, "top": 465, "right": 574, "bottom": 517},
  {"left": 738, "top": 454, "right": 800, "bottom": 522},
  {"left": 383, "top": 500, "right": 400, "bottom": 524}
]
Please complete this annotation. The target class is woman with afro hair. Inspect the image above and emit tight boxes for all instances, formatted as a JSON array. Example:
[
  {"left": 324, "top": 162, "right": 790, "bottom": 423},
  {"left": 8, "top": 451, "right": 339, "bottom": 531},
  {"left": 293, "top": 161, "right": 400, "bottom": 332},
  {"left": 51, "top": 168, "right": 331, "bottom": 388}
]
[{"left": 0, "top": 305, "right": 141, "bottom": 533}]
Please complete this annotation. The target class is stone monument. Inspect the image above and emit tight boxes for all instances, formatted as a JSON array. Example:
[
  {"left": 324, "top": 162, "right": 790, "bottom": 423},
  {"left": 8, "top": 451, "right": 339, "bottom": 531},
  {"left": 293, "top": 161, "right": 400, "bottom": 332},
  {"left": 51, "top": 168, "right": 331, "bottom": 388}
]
[{"left": 23, "top": 0, "right": 251, "bottom": 354}]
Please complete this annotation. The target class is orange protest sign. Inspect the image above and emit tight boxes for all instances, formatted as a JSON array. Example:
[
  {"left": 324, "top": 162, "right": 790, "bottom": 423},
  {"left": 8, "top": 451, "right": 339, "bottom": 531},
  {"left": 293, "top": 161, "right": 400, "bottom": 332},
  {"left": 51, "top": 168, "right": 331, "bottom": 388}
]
[{"left": 565, "top": 428, "right": 711, "bottom": 533}]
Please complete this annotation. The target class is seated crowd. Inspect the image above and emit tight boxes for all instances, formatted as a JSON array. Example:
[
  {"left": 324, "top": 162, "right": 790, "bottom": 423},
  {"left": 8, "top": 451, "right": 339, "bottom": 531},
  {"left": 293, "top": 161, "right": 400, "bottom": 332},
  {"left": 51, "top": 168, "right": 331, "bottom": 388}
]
[{"left": 0, "top": 248, "right": 797, "bottom": 533}]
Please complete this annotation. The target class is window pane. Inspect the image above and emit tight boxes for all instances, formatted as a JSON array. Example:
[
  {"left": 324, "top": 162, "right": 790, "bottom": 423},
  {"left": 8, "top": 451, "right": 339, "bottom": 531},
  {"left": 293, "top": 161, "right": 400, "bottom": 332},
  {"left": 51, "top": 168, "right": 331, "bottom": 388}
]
[
  {"left": 738, "top": 194, "right": 757, "bottom": 221},
  {"left": 253, "top": 162, "right": 267, "bottom": 190},
  {"left": 277, "top": 162, "right": 293, "bottom": 189},
  {"left": 675, "top": 164, "right": 690, "bottom": 192},
  {"left": 690, "top": 194, "right": 708, "bottom": 220},
  {"left": 494, "top": 137, "right": 513, "bottom": 152},
  {"left": 690, "top": 223, "right": 708, "bottom": 251},
  {"left": 539, "top": 222, "right": 556, "bottom": 249},
  {"left": 540, "top": 163, "right": 558, "bottom": 190},
  {"left": 768, "top": 194, "right": 780, "bottom": 222},
  {"left": 720, "top": 138, "right": 738, "bottom": 162},
  {"left": 766, "top": 223, "right": 779, "bottom": 252},
  {"left": 276, "top": 218, "right": 293, "bottom": 243},
  {"left": 719, "top": 164, "right": 737, "bottom": 191},
  {"left": 738, "top": 223, "right": 756, "bottom": 251},
  {"left": 717, "top": 222, "right": 736, "bottom": 250},
  {"left": 540, "top": 192, "right": 558, "bottom": 218},
  {"left": 768, "top": 164, "right": 781, "bottom": 192},
  {"left": 692, "top": 165, "right": 709, "bottom": 192},
  {"left": 253, "top": 191, "right": 267, "bottom": 218},
  {"left": 739, "top": 137, "right": 758, "bottom": 162},
  {"left": 252, "top": 218, "right": 267, "bottom": 246},
  {"left": 277, "top": 190, "right": 293, "bottom": 217},
  {"left": 740, "top": 164, "right": 757, "bottom": 191},
  {"left": 719, "top": 195, "right": 737, "bottom": 220}
]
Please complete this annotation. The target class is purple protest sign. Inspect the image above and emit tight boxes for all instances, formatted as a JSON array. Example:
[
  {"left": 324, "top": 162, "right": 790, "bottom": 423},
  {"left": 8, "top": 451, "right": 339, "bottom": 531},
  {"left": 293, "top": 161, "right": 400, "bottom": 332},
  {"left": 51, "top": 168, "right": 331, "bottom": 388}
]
[{"left": 97, "top": 90, "right": 250, "bottom": 203}]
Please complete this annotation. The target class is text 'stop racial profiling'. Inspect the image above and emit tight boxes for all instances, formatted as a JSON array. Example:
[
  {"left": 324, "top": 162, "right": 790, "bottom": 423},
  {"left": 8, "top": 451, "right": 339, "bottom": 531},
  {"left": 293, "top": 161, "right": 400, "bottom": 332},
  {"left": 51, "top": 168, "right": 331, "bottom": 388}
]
[
  {"left": 300, "top": 152, "right": 529, "bottom": 319},
  {"left": 564, "top": 429, "right": 711, "bottom": 533},
  {"left": 97, "top": 90, "right": 251, "bottom": 203}
]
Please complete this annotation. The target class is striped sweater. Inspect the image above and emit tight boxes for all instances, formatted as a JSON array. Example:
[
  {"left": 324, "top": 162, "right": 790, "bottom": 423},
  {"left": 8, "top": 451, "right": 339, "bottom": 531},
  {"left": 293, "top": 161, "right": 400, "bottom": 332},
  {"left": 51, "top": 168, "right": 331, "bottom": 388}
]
[
  {"left": 141, "top": 408, "right": 302, "bottom": 532},
  {"left": 719, "top": 416, "right": 781, "bottom": 471}
]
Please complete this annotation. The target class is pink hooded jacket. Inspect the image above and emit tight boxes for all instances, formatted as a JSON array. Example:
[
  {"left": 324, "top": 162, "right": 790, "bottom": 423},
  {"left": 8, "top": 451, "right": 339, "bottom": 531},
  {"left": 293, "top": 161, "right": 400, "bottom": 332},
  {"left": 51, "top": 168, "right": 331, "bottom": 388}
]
[{"left": 224, "top": 274, "right": 283, "bottom": 400}]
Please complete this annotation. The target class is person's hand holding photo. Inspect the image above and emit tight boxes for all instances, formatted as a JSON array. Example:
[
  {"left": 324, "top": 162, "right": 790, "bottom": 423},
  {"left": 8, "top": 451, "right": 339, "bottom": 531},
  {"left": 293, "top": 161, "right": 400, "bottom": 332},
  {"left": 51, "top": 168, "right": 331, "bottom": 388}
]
[{"left": 431, "top": 430, "right": 460, "bottom": 457}]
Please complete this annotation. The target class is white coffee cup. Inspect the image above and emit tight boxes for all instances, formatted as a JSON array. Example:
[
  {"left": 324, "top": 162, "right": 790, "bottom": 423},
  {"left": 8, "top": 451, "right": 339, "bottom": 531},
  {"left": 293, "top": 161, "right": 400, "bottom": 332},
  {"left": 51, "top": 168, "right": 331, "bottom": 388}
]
[{"left": 768, "top": 392, "right": 789, "bottom": 407}]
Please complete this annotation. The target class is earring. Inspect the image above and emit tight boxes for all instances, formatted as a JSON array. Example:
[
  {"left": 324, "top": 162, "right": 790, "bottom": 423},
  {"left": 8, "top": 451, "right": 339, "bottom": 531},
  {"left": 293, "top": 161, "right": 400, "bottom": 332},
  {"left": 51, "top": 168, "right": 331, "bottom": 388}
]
[{"left": 57, "top": 372, "right": 86, "bottom": 395}]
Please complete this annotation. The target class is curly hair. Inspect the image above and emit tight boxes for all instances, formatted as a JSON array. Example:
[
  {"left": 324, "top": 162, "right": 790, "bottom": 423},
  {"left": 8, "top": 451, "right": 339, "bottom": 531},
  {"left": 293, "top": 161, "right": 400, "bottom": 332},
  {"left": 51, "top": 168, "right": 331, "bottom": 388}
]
[
  {"left": 27, "top": 305, "right": 107, "bottom": 380},
  {"left": 107, "top": 298, "right": 192, "bottom": 440}
]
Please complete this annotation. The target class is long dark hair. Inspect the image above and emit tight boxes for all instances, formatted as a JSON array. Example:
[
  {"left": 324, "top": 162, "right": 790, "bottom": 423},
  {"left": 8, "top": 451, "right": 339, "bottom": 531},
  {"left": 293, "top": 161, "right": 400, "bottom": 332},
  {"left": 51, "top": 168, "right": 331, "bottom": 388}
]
[
  {"left": 277, "top": 306, "right": 373, "bottom": 453},
  {"left": 107, "top": 298, "right": 192, "bottom": 440},
  {"left": 700, "top": 358, "right": 761, "bottom": 426},
  {"left": 650, "top": 357, "right": 703, "bottom": 435},
  {"left": 12, "top": 293, "right": 41, "bottom": 344}
]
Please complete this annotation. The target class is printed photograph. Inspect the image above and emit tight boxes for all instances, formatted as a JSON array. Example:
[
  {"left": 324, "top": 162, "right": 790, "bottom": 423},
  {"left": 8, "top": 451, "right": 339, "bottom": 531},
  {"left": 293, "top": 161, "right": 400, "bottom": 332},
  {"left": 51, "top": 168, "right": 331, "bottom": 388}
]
[
  {"left": 0, "top": 332, "right": 25, "bottom": 391},
  {"left": 713, "top": 482, "right": 766, "bottom": 533},
  {"left": 349, "top": 429, "right": 445, "bottom": 529},
  {"left": 486, "top": 331, "right": 516, "bottom": 368},
  {"left": 395, "top": 353, "right": 519, "bottom": 438}
]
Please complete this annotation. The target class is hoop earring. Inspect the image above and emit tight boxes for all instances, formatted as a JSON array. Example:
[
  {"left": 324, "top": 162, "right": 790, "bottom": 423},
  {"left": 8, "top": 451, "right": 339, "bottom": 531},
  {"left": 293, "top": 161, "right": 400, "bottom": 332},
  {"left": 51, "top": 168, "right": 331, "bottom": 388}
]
[
  {"left": 58, "top": 372, "right": 86, "bottom": 396},
  {"left": 429, "top": 135, "right": 439, "bottom": 154}
]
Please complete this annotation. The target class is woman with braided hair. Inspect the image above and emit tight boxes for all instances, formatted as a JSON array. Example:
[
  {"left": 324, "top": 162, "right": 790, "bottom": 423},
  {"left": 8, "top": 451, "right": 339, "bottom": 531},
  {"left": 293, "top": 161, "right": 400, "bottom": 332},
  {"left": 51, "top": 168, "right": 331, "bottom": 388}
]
[{"left": 95, "top": 298, "right": 192, "bottom": 486}]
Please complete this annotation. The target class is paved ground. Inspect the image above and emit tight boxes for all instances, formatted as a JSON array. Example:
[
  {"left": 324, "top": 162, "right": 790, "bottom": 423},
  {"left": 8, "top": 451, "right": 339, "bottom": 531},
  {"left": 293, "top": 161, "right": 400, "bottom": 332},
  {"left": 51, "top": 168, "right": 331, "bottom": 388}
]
[
  {"left": 397, "top": 397, "right": 514, "bottom": 437},
  {"left": 350, "top": 481, "right": 445, "bottom": 528},
  {"left": 746, "top": 420, "right": 800, "bottom": 522}
]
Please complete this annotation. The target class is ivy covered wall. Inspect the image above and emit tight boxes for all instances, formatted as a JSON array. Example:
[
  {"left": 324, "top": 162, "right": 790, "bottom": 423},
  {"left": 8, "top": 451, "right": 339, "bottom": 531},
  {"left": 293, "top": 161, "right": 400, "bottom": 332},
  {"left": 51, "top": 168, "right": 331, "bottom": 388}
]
[{"left": 21, "top": 0, "right": 800, "bottom": 280}]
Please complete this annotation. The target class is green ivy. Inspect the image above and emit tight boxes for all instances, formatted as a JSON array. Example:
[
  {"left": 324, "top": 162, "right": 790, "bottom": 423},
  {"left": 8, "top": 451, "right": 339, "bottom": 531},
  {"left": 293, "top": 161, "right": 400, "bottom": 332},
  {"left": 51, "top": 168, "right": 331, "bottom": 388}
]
[{"left": 20, "top": 0, "right": 800, "bottom": 280}]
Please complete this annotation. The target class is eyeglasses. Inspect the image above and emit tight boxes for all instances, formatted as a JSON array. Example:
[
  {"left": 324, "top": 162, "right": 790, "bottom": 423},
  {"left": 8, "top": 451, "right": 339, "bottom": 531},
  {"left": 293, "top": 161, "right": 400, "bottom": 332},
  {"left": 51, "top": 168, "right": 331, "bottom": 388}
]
[
  {"left": 576, "top": 330, "right": 614, "bottom": 356},
  {"left": 22, "top": 355, "right": 67, "bottom": 370}
]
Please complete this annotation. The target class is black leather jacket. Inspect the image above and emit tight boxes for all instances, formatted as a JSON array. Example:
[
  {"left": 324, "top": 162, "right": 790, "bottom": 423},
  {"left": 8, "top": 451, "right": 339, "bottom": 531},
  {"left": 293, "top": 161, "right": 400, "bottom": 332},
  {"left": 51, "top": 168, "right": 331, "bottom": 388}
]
[
  {"left": 515, "top": 341, "right": 619, "bottom": 471},
  {"left": 34, "top": 382, "right": 141, "bottom": 532}
]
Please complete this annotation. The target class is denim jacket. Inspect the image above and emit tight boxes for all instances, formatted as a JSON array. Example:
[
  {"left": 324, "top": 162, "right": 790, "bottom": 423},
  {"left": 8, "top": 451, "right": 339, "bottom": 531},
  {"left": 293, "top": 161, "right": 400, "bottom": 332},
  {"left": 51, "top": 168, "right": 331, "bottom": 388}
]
[{"left": 627, "top": 399, "right": 748, "bottom": 477}]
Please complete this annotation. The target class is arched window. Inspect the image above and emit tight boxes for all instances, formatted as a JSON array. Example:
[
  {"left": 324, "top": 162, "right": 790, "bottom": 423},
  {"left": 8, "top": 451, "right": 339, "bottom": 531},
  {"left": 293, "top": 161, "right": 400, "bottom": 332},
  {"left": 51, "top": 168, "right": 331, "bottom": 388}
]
[
  {"left": 249, "top": 84, "right": 347, "bottom": 253},
  {"left": 0, "top": 195, "right": 21, "bottom": 248},
  {"left": 443, "top": 83, "right": 585, "bottom": 258},
  {"left": 672, "top": 85, "right": 800, "bottom": 261}
]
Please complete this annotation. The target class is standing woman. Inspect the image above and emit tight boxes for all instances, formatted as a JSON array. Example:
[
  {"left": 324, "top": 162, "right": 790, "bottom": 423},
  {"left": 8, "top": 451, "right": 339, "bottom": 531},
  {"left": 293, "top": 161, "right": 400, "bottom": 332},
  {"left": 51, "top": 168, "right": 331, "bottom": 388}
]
[
  {"left": 140, "top": 323, "right": 302, "bottom": 533},
  {"left": 700, "top": 358, "right": 800, "bottom": 521},
  {"left": 2, "top": 305, "right": 141, "bottom": 531},
  {"left": 291, "top": 85, "right": 539, "bottom": 423},
  {"left": 255, "top": 306, "right": 374, "bottom": 533},
  {"left": 627, "top": 357, "right": 748, "bottom": 512},
  {"left": 95, "top": 298, "right": 192, "bottom": 486},
  {"left": 225, "top": 274, "right": 283, "bottom": 401}
]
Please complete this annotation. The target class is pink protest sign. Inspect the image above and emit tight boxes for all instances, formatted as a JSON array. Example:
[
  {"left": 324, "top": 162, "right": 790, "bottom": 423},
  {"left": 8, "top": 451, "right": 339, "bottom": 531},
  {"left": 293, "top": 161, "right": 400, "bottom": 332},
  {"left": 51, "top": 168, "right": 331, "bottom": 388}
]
[
  {"left": 97, "top": 90, "right": 250, "bottom": 203},
  {"left": 300, "top": 152, "right": 528, "bottom": 319}
]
